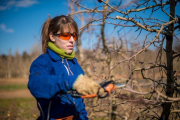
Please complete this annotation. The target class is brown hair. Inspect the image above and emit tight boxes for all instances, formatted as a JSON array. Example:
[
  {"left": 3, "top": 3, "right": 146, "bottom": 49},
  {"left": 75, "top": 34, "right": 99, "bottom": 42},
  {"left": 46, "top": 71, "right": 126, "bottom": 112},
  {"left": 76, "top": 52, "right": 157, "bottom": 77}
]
[{"left": 41, "top": 15, "right": 78, "bottom": 54}]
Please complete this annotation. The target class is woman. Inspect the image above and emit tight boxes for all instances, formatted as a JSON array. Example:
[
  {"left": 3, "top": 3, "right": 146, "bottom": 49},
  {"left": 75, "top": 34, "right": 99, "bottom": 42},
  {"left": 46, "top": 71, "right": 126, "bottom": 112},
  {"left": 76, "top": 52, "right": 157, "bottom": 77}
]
[{"left": 28, "top": 15, "right": 105, "bottom": 120}]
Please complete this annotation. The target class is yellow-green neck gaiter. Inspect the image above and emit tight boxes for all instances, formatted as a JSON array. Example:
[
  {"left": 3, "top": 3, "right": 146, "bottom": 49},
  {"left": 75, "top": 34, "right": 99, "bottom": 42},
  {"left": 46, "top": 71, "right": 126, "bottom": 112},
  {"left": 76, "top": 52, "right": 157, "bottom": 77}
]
[{"left": 48, "top": 42, "right": 75, "bottom": 60}]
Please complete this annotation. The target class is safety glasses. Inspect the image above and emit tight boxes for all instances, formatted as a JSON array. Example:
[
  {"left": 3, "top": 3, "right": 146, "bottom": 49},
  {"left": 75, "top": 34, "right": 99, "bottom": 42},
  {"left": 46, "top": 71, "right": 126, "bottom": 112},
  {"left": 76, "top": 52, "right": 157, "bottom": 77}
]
[{"left": 53, "top": 32, "right": 78, "bottom": 41}]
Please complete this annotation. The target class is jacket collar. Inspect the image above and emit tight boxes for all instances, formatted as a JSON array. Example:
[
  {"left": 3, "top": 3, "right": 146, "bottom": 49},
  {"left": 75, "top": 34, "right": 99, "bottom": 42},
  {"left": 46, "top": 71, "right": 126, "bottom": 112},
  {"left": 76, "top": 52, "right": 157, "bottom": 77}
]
[
  {"left": 47, "top": 48, "right": 76, "bottom": 62},
  {"left": 47, "top": 48, "right": 62, "bottom": 61}
]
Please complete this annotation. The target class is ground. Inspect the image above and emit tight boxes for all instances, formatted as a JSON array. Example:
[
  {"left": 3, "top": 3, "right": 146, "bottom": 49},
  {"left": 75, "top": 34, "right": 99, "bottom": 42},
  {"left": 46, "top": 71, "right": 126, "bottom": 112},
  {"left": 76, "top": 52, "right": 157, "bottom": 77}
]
[
  {"left": 0, "top": 78, "right": 39, "bottom": 120},
  {"left": 0, "top": 78, "right": 33, "bottom": 99}
]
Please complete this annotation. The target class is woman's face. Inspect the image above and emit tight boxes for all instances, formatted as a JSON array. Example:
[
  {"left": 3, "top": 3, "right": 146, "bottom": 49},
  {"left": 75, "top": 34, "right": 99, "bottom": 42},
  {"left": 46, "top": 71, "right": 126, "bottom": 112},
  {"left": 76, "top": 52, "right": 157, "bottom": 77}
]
[{"left": 49, "top": 27, "right": 76, "bottom": 54}]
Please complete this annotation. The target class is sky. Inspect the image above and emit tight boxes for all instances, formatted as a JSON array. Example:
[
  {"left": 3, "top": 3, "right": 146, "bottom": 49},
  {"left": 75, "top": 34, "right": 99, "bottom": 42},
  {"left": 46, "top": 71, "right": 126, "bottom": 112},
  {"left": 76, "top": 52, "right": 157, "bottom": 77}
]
[
  {"left": 0, "top": 0, "right": 180, "bottom": 56},
  {"left": 0, "top": 0, "right": 71, "bottom": 55}
]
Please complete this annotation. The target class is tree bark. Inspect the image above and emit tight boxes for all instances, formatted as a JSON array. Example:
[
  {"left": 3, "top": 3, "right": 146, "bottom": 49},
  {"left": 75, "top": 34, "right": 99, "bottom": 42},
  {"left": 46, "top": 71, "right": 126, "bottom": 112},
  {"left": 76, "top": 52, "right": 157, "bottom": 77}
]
[
  {"left": 7, "top": 49, "right": 11, "bottom": 78},
  {"left": 111, "top": 104, "right": 117, "bottom": 120},
  {"left": 159, "top": 0, "right": 175, "bottom": 119},
  {"left": 101, "top": 0, "right": 109, "bottom": 53},
  {"left": 77, "top": 36, "right": 84, "bottom": 63},
  {"left": 101, "top": 0, "right": 111, "bottom": 76}
]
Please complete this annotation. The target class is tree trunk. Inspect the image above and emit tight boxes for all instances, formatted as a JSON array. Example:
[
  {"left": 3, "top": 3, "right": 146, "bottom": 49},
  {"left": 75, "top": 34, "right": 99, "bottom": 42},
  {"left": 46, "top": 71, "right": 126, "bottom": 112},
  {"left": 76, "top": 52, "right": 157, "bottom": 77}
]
[
  {"left": 101, "top": 0, "right": 111, "bottom": 76},
  {"left": 7, "top": 49, "right": 11, "bottom": 78},
  {"left": 159, "top": 0, "right": 175, "bottom": 119},
  {"left": 77, "top": 37, "right": 84, "bottom": 63},
  {"left": 111, "top": 104, "right": 117, "bottom": 120},
  {"left": 68, "top": 2, "right": 84, "bottom": 63},
  {"left": 101, "top": 0, "right": 108, "bottom": 54}
]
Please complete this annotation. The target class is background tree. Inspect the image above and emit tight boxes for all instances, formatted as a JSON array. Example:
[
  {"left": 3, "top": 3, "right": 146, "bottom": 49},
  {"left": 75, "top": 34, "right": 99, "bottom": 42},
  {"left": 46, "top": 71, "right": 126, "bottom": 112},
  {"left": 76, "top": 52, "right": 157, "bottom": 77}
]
[
  {"left": 68, "top": 0, "right": 180, "bottom": 119},
  {"left": 0, "top": 0, "right": 179, "bottom": 119}
]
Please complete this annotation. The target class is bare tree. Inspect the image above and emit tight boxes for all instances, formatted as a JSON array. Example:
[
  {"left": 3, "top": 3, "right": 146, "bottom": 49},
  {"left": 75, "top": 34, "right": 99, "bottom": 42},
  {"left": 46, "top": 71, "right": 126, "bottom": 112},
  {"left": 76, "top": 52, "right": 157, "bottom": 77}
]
[
  {"left": 68, "top": 0, "right": 180, "bottom": 119},
  {"left": 7, "top": 49, "right": 12, "bottom": 78},
  {"left": 68, "top": 1, "right": 85, "bottom": 63}
]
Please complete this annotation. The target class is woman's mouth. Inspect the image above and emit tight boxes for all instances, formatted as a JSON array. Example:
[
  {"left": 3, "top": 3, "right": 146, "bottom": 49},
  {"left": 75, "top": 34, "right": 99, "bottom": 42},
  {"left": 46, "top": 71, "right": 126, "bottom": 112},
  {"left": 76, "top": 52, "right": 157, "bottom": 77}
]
[{"left": 67, "top": 45, "right": 73, "bottom": 49}]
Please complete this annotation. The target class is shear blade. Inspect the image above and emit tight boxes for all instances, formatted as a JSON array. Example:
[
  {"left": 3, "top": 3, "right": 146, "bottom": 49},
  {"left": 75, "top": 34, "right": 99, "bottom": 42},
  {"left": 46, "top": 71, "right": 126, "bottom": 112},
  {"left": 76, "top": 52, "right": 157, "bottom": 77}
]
[{"left": 115, "top": 83, "right": 126, "bottom": 88}]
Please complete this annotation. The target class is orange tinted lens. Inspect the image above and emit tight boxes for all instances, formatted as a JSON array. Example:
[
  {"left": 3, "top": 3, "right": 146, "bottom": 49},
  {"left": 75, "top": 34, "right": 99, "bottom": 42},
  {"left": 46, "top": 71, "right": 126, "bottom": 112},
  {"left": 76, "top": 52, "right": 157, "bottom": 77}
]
[
  {"left": 59, "top": 33, "right": 71, "bottom": 40},
  {"left": 72, "top": 33, "right": 77, "bottom": 40}
]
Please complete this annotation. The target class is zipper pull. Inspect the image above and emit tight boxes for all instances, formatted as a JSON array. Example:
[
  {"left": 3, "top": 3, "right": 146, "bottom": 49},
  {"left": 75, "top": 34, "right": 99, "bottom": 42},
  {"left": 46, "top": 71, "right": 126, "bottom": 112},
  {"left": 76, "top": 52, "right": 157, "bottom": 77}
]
[{"left": 62, "top": 58, "right": 64, "bottom": 64}]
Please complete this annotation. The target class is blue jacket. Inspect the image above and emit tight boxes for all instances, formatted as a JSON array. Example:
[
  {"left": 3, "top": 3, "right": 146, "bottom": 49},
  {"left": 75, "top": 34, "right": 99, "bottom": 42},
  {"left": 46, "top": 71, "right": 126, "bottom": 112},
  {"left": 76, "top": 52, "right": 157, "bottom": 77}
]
[{"left": 28, "top": 49, "right": 88, "bottom": 120}]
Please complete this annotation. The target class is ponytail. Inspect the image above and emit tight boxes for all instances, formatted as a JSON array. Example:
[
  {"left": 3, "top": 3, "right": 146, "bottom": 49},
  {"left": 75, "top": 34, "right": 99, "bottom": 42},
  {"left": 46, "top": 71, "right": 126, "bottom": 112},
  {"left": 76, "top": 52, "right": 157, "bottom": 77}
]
[{"left": 41, "top": 18, "right": 52, "bottom": 54}]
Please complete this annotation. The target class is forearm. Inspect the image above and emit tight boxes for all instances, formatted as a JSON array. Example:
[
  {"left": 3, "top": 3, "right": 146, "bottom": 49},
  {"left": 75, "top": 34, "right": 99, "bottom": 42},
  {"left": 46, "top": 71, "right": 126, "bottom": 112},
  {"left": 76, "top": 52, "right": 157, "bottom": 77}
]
[{"left": 28, "top": 74, "right": 79, "bottom": 99}]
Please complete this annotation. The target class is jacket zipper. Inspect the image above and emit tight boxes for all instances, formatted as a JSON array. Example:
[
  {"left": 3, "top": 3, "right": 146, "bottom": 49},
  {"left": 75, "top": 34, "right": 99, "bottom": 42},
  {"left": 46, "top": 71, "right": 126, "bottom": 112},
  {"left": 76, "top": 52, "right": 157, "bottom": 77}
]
[
  {"left": 65, "top": 59, "right": 73, "bottom": 75},
  {"left": 62, "top": 58, "right": 70, "bottom": 76},
  {"left": 62, "top": 59, "right": 76, "bottom": 105}
]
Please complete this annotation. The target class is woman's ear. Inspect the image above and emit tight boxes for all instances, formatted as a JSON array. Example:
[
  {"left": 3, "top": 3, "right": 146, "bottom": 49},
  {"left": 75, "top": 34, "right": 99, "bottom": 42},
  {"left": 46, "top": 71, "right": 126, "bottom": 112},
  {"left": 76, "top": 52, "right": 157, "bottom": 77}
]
[{"left": 49, "top": 32, "right": 55, "bottom": 42}]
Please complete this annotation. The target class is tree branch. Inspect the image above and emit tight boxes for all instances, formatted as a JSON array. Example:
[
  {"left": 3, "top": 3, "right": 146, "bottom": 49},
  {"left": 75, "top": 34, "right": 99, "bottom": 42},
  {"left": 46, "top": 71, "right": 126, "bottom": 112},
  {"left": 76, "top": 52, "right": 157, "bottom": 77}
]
[
  {"left": 156, "top": 90, "right": 180, "bottom": 101},
  {"left": 101, "top": 0, "right": 169, "bottom": 15}
]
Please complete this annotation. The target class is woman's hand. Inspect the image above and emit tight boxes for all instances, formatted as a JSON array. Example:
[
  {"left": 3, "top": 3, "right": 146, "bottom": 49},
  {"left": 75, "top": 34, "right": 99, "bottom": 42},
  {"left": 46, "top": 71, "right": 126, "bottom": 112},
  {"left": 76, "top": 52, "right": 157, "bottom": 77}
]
[{"left": 73, "top": 75, "right": 105, "bottom": 96}]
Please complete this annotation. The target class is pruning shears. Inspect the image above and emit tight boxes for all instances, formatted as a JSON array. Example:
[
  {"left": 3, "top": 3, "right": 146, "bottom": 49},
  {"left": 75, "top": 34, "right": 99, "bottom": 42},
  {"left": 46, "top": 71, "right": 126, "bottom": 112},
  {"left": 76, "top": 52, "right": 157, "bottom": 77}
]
[{"left": 68, "top": 80, "right": 125, "bottom": 98}]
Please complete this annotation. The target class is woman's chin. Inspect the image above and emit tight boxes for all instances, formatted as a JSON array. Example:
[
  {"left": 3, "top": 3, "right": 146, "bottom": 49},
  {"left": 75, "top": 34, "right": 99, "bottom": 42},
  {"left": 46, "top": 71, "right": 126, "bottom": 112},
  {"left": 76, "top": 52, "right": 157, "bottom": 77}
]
[{"left": 66, "top": 50, "right": 73, "bottom": 54}]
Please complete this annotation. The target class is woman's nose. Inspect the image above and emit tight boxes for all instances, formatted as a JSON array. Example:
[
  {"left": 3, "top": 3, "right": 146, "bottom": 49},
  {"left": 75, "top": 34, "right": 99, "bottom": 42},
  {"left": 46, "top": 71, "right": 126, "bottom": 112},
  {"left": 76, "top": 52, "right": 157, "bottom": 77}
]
[{"left": 69, "top": 36, "right": 74, "bottom": 42}]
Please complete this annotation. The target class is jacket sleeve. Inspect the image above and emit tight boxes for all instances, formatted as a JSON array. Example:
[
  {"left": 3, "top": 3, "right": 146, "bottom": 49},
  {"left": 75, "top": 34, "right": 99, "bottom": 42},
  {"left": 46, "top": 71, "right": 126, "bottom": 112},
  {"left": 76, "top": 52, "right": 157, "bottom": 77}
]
[
  {"left": 28, "top": 55, "right": 78, "bottom": 99},
  {"left": 78, "top": 99, "right": 88, "bottom": 120}
]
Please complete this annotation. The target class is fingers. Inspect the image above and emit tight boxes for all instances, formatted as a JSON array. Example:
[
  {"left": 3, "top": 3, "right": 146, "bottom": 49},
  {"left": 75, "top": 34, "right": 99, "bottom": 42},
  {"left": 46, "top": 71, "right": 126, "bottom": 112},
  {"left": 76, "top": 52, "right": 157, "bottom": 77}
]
[
  {"left": 98, "top": 88, "right": 106, "bottom": 96},
  {"left": 88, "top": 81, "right": 101, "bottom": 94},
  {"left": 77, "top": 83, "right": 100, "bottom": 95},
  {"left": 90, "top": 87, "right": 97, "bottom": 95},
  {"left": 73, "top": 75, "right": 103, "bottom": 96},
  {"left": 90, "top": 83, "right": 99, "bottom": 94},
  {"left": 78, "top": 90, "right": 88, "bottom": 95}
]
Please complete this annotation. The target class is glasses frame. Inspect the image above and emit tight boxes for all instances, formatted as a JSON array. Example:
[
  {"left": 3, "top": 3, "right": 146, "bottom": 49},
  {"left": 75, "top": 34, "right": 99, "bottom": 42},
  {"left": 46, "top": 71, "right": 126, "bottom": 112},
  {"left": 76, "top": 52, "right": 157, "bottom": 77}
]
[{"left": 53, "top": 32, "right": 78, "bottom": 41}]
